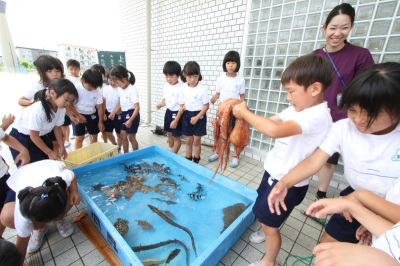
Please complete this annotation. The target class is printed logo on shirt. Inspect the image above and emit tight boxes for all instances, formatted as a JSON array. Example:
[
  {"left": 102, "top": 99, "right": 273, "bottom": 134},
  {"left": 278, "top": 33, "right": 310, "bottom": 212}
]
[
  {"left": 126, "top": 114, "right": 130, "bottom": 119},
  {"left": 392, "top": 149, "right": 400, "bottom": 161},
  {"left": 91, "top": 115, "right": 97, "bottom": 120}
]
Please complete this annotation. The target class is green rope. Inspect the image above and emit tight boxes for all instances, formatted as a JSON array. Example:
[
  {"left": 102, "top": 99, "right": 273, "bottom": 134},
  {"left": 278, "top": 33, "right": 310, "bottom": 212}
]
[{"left": 284, "top": 254, "right": 315, "bottom": 266}]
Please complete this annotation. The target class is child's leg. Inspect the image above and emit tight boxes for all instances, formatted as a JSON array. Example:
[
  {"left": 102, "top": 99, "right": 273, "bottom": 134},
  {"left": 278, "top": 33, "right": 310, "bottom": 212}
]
[
  {"left": 185, "top": 136, "right": 194, "bottom": 158},
  {"left": 102, "top": 131, "right": 108, "bottom": 143},
  {"left": 105, "top": 132, "right": 117, "bottom": 145},
  {"left": 172, "top": 136, "right": 181, "bottom": 154},
  {"left": 260, "top": 224, "right": 281, "bottom": 266},
  {"left": 61, "top": 126, "right": 68, "bottom": 144},
  {"left": 89, "top": 134, "right": 98, "bottom": 144},
  {"left": 74, "top": 136, "right": 84, "bottom": 149},
  {"left": 320, "top": 231, "right": 340, "bottom": 243},
  {"left": 121, "top": 130, "right": 129, "bottom": 153},
  {"left": 128, "top": 133, "right": 138, "bottom": 151},
  {"left": 116, "top": 133, "right": 122, "bottom": 150},
  {"left": 193, "top": 136, "right": 202, "bottom": 161},
  {"left": 0, "top": 202, "right": 16, "bottom": 231},
  {"left": 316, "top": 162, "right": 335, "bottom": 197},
  {"left": 167, "top": 132, "right": 174, "bottom": 149}
]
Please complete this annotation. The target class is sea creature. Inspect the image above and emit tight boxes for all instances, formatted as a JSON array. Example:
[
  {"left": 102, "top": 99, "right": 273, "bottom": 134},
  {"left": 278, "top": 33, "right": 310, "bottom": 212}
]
[
  {"left": 136, "top": 220, "right": 154, "bottom": 230},
  {"left": 72, "top": 212, "right": 88, "bottom": 223},
  {"left": 177, "top": 174, "right": 189, "bottom": 182},
  {"left": 161, "top": 210, "right": 176, "bottom": 219},
  {"left": 210, "top": 98, "right": 249, "bottom": 184},
  {"left": 221, "top": 203, "right": 249, "bottom": 234},
  {"left": 139, "top": 162, "right": 151, "bottom": 168},
  {"left": 126, "top": 175, "right": 146, "bottom": 183},
  {"left": 188, "top": 192, "right": 207, "bottom": 201},
  {"left": 195, "top": 183, "right": 203, "bottom": 194},
  {"left": 140, "top": 259, "right": 166, "bottom": 266},
  {"left": 114, "top": 218, "right": 129, "bottom": 236},
  {"left": 152, "top": 198, "right": 177, "bottom": 205},
  {"left": 114, "top": 181, "right": 175, "bottom": 199},
  {"left": 148, "top": 204, "right": 197, "bottom": 257},
  {"left": 120, "top": 162, "right": 141, "bottom": 173},
  {"left": 152, "top": 162, "right": 171, "bottom": 175},
  {"left": 102, "top": 186, "right": 122, "bottom": 201},
  {"left": 132, "top": 239, "right": 189, "bottom": 266},
  {"left": 166, "top": 249, "right": 181, "bottom": 264},
  {"left": 91, "top": 183, "right": 105, "bottom": 191}
]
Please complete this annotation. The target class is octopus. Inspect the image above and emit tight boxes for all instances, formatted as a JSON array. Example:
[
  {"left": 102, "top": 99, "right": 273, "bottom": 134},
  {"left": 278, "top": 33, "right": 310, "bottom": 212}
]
[
  {"left": 136, "top": 220, "right": 154, "bottom": 230},
  {"left": 114, "top": 218, "right": 129, "bottom": 236},
  {"left": 113, "top": 180, "right": 175, "bottom": 200},
  {"left": 126, "top": 175, "right": 146, "bottom": 183},
  {"left": 210, "top": 98, "right": 250, "bottom": 184},
  {"left": 72, "top": 212, "right": 88, "bottom": 223},
  {"left": 102, "top": 186, "right": 122, "bottom": 201}
]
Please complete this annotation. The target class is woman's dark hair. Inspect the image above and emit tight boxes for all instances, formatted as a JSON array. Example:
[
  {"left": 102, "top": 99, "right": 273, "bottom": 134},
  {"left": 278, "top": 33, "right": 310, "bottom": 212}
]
[
  {"left": 339, "top": 62, "right": 400, "bottom": 128},
  {"left": 180, "top": 61, "right": 202, "bottom": 83},
  {"left": 0, "top": 239, "right": 22, "bottom": 266},
  {"left": 163, "top": 61, "right": 181, "bottom": 76},
  {"left": 18, "top": 177, "right": 68, "bottom": 224},
  {"left": 91, "top": 64, "right": 106, "bottom": 77},
  {"left": 110, "top": 65, "right": 135, "bottom": 85},
  {"left": 222, "top": 51, "right": 241, "bottom": 72},
  {"left": 66, "top": 59, "right": 80, "bottom": 68},
  {"left": 106, "top": 66, "right": 113, "bottom": 79},
  {"left": 40, "top": 79, "right": 78, "bottom": 122},
  {"left": 81, "top": 69, "right": 104, "bottom": 88},
  {"left": 33, "top": 55, "right": 64, "bottom": 87},
  {"left": 281, "top": 54, "right": 333, "bottom": 92},
  {"left": 324, "top": 3, "right": 355, "bottom": 44}
]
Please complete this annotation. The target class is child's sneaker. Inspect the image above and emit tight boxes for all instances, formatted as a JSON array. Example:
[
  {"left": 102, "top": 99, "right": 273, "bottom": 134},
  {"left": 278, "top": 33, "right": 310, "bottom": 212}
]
[
  {"left": 64, "top": 141, "right": 71, "bottom": 148},
  {"left": 53, "top": 219, "right": 74, "bottom": 237},
  {"left": 208, "top": 153, "right": 219, "bottom": 162},
  {"left": 70, "top": 136, "right": 75, "bottom": 140},
  {"left": 118, "top": 148, "right": 122, "bottom": 155},
  {"left": 27, "top": 226, "right": 48, "bottom": 253},
  {"left": 230, "top": 156, "right": 239, "bottom": 168},
  {"left": 249, "top": 229, "right": 265, "bottom": 243}
]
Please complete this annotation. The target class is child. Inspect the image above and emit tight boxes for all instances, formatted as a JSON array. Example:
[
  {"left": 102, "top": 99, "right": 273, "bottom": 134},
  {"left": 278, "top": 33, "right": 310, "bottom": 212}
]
[
  {"left": 232, "top": 54, "right": 333, "bottom": 266},
  {"left": 209, "top": 51, "right": 246, "bottom": 167},
  {"left": 306, "top": 188, "right": 400, "bottom": 264},
  {"left": 69, "top": 69, "right": 105, "bottom": 150},
  {"left": 156, "top": 61, "right": 183, "bottom": 153},
  {"left": 179, "top": 61, "right": 209, "bottom": 163},
  {"left": 9, "top": 79, "right": 78, "bottom": 166},
  {"left": 0, "top": 239, "right": 23, "bottom": 266},
  {"left": 103, "top": 67, "right": 122, "bottom": 152},
  {"left": 91, "top": 64, "right": 107, "bottom": 142},
  {"left": 0, "top": 160, "right": 80, "bottom": 261},
  {"left": 109, "top": 65, "right": 140, "bottom": 153},
  {"left": 268, "top": 63, "right": 400, "bottom": 246},
  {"left": 63, "top": 59, "right": 82, "bottom": 148}
]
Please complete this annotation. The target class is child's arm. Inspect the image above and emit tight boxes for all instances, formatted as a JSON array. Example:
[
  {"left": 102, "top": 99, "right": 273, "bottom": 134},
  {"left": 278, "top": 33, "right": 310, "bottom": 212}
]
[
  {"left": 156, "top": 99, "right": 166, "bottom": 110},
  {"left": 124, "top": 103, "right": 140, "bottom": 128},
  {"left": 1, "top": 114, "right": 15, "bottom": 131},
  {"left": 53, "top": 126, "right": 67, "bottom": 159},
  {"left": 65, "top": 107, "right": 79, "bottom": 125},
  {"left": 307, "top": 198, "right": 394, "bottom": 238},
  {"left": 18, "top": 96, "right": 34, "bottom": 107},
  {"left": 2, "top": 134, "right": 30, "bottom": 167},
  {"left": 190, "top": 103, "right": 209, "bottom": 125},
  {"left": 268, "top": 148, "right": 331, "bottom": 215},
  {"left": 96, "top": 103, "right": 105, "bottom": 132},
  {"left": 109, "top": 100, "right": 121, "bottom": 120},
  {"left": 170, "top": 108, "right": 183, "bottom": 129},
  {"left": 233, "top": 101, "right": 301, "bottom": 138},
  {"left": 16, "top": 235, "right": 30, "bottom": 264},
  {"left": 210, "top": 93, "right": 220, "bottom": 104},
  {"left": 30, "top": 130, "right": 60, "bottom": 160},
  {"left": 68, "top": 173, "right": 80, "bottom": 206},
  {"left": 239, "top": 93, "right": 245, "bottom": 102},
  {"left": 67, "top": 105, "right": 86, "bottom": 124}
]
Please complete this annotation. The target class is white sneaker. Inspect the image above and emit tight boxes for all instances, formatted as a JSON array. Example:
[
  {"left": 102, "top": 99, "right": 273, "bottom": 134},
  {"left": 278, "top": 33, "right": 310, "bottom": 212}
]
[
  {"left": 118, "top": 148, "right": 122, "bottom": 155},
  {"left": 230, "top": 156, "right": 239, "bottom": 168},
  {"left": 208, "top": 153, "right": 219, "bottom": 162},
  {"left": 70, "top": 136, "right": 75, "bottom": 140},
  {"left": 64, "top": 141, "right": 71, "bottom": 148},
  {"left": 249, "top": 230, "right": 265, "bottom": 243},
  {"left": 27, "top": 226, "right": 48, "bottom": 253},
  {"left": 54, "top": 219, "right": 74, "bottom": 237},
  {"left": 84, "top": 132, "right": 89, "bottom": 138}
]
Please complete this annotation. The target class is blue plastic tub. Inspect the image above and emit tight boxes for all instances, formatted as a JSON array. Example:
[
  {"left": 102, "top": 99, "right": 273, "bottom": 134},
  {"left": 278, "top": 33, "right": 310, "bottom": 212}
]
[{"left": 73, "top": 145, "right": 258, "bottom": 265}]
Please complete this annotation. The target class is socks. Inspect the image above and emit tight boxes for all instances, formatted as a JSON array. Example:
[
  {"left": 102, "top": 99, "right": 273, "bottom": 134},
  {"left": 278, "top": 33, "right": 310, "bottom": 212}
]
[
  {"left": 316, "top": 190, "right": 327, "bottom": 199},
  {"left": 169, "top": 147, "right": 174, "bottom": 152},
  {"left": 193, "top": 157, "right": 200, "bottom": 164},
  {"left": 185, "top": 156, "right": 192, "bottom": 161}
]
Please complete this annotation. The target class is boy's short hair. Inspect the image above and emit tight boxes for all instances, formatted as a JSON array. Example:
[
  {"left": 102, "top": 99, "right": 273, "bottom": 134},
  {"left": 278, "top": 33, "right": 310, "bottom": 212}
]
[
  {"left": 222, "top": 51, "right": 241, "bottom": 72},
  {"left": 66, "top": 59, "right": 80, "bottom": 68},
  {"left": 82, "top": 69, "right": 103, "bottom": 88},
  {"left": 281, "top": 54, "right": 332, "bottom": 92},
  {"left": 91, "top": 64, "right": 106, "bottom": 76},
  {"left": 163, "top": 61, "right": 181, "bottom": 76}
]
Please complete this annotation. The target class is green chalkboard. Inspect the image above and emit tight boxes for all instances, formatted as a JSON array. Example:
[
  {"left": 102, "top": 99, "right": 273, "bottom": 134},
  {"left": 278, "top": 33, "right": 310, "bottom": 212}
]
[{"left": 97, "top": 51, "right": 126, "bottom": 84}]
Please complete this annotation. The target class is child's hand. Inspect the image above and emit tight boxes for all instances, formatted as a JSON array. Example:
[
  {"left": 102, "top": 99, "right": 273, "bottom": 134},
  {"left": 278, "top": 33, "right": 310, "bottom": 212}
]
[
  {"left": 47, "top": 150, "right": 61, "bottom": 161},
  {"left": 170, "top": 120, "right": 177, "bottom": 129},
  {"left": 190, "top": 116, "right": 199, "bottom": 125},
  {"left": 98, "top": 122, "right": 105, "bottom": 132},
  {"left": 103, "top": 114, "right": 107, "bottom": 121},
  {"left": 69, "top": 191, "right": 81, "bottom": 206},
  {"left": 60, "top": 147, "right": 68, "bottom": 160},
  {"left": 306, "top": 198, "right": 354, "bottom": 222},
  {"left": 2, "top": 114, "right": 15, "bottom": 130},
  {"left": 232, "top": 102, "right": 248, "bottom": 119},
  {"left": 156, "top": 103, "right": 162, "bottom": 110},
  {"left": 72, "top": 117, "right": 79, "bottom": 125},
  {"left": 210, "top": 96, "right": 217, "bottom": 104},
  {"left": 178, "top": 105, "right": 185, "bottom": 115},
  {"left": 78, "top": 115, "right": 86, "bottom": 124},
  {"left": 267, "top": 180, "right": 288, "bottom": 215},
  {"left": 108, "top": 112, "right": 115, "bottom": 120},
  {"left": 15, "top": 147, "right": 30, "bottom": 168},
  {"left": 356, "top": 225, "right": 372, "bottom": 246},
  {"left": 123, "top": 120, "right": 132, "bottom": 128}
]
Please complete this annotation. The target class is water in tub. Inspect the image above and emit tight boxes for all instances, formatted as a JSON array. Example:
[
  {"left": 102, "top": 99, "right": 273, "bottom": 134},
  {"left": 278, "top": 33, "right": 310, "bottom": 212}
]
[{"left": 79, "top": 154, "right": 251, "bottom": 265}]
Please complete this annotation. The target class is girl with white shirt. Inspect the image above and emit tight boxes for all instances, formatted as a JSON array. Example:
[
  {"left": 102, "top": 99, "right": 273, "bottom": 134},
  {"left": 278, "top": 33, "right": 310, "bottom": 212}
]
[
  {"left": 9, "top": 79, "right": 78, "bottom": 166},
  {"left": 179, "top": 61, "right": 209, "bottom": 164},
  {"left": 109, "top": 65, "right": 140, "bottom": 153},
  {"left": 209, "top": 51, "right": 246, "bottom": 167},
  {"left": 69, "top": 69, "right": 105, "bottom": 150}
]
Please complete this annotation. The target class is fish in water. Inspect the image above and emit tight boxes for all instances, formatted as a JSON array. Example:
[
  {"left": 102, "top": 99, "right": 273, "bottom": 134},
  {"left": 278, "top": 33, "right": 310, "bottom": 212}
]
[
  {"left": 91, "top": 183, "right": 105, "bottom": 191},
  {"left": 177, "top": 174, "right": 189, "bottom": 182},
  {"left": 194, "top": 183, "right": 203, "bottom": 194},
  {"left": 152, "top": 198, "right": 177, "bottom": 205},
  {"left": 161, "top": 210, "right": 176, "bottom": 219},
  {"left": 188, "top": 192, "right": 207, "bottom": 201},
  {"left": 138, "top": 162, "right": 151, "bottom": 168},
  {"left": 137, "top": 220, "right": 154, "bottom": 230},
  {"left": 152, "top": 162, "right": 171, "bottom": 175},
  {"left": 166, "top": 249, "right": 180, "bottom": 264},
  {"left": 102, "top": 186, "right": 122, "bottom": 201},
  {"left": 120, "top": 163, "right": 141, "bottom": 173},
  {"left": 114, "top": 218, "right": 129, "bottom": 236},
  {"left": 126, "top": 175, "right": 146, "bottom": 183},
  {"left": 140, "top": 258, "right": 166, "bottom": 266},
  {"left": 114, "top": 181, "right": 175, "bottom": 199}
]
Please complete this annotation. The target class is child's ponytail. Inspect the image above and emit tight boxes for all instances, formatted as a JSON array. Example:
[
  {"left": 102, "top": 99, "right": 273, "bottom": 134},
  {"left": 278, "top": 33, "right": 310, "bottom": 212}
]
[
  {"left": 128, "top": 71, "right": 136, "bottom": 85},
  {"left": 19, "top": 176, "right": 68, "bottom": 223},
  {"left": 180, "top": 70, "right": 187, "bottom": 83},
  {"left": 110, "top": 65, "right": 135, "bottom": 85}
]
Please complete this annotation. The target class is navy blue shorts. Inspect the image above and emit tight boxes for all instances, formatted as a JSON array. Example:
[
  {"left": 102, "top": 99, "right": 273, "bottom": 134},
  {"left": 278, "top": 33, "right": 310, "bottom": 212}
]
[
  {"left": 231, "top": 116, "right": 237, "bottom": 130},
  {"left": 325, "top": 186, "right": 360, "bottom": 243},
  {"left": 164, "top": 109, "right": 182, "bottom": 137},
  {"left": 121, "top": 109, "right": 140, "bottom": 134},
  {"left": 104, "top": 110, "right": 122, "bottom": 134},
  {"left": 9, "top": 128, "right": 53, "bottom": 167},
  {"left": 47, "top": 129, "right": 56, "bottom": 141},
  {"left": 182, "top": 111, "right": 207, "bottom": 137},
  {"left": 253, "top": 171, "right": 308, "bottom": 228},
  {"left": 0, "top": 173, "right": 15, "bottom": 211},
  {"left": 72, "top": 112, "right": 100, "bottom": 136},
  {"left": 62, "top": 114, "right": 71, "bottom": 127}
]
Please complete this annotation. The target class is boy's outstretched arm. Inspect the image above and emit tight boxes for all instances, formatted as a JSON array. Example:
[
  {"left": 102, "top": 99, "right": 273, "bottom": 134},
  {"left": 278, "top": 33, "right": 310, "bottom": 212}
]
[
  {"left": 1, "top": 114, "right": 15, "bottom": 131},
  {"left": 268, "top": 148, "right": 330, "bottom": 215},
  {"left": 232, "top": 101, "right": 301, "bottom": 138},
  {"left": 2, "top": 134, "right": 30, "bottom": 167}
]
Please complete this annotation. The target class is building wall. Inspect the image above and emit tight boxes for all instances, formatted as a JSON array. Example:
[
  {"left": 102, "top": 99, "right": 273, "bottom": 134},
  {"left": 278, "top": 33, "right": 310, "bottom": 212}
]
[{"left": 57, "top": 44, "right": 99, "bottom": 72}]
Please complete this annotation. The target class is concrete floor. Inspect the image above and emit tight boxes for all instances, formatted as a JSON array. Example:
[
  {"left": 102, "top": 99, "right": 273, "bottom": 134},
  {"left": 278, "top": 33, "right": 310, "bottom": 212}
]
[{"left": 1, "top": 125, "right": 346, "bottom": 266}]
